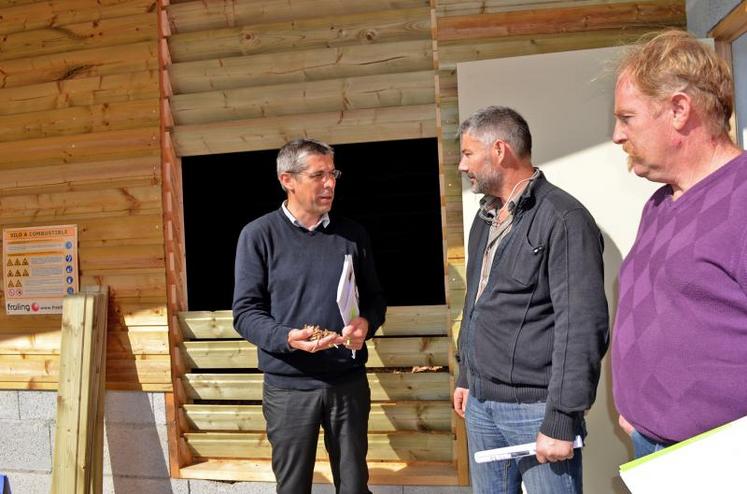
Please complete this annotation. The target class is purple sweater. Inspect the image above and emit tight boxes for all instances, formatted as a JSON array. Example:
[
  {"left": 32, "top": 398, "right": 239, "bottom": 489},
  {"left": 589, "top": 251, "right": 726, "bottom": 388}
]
[{"left": 612, "top": 152, "right": 747, "bottom": 443}]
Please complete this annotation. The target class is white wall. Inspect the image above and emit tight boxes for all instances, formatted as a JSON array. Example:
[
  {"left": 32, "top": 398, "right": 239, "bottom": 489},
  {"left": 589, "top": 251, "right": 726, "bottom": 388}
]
[
  {"left": 733, "top": 33, "right": 747, "bottom": 147},
  {"left": 456, "top": 46, "right": 661, "bottom": 494}
]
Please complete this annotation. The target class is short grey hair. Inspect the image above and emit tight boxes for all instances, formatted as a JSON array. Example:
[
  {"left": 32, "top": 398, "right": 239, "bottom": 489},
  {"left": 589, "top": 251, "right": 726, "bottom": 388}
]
[
  {"left": 276, "top": 138, "right": 334, "bottom": 190},
  {"left": 458, "top": 106, "right": 532, "bottom": 159}
]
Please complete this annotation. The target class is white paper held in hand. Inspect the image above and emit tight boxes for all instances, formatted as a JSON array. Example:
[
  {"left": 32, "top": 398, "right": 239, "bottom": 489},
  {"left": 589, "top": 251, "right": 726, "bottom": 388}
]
[
  {"left": 336, "top": 254, "right": 359, "bottom": 359},
  {"left": 474, "top": 435, "right": 584, "bottom": 463}
]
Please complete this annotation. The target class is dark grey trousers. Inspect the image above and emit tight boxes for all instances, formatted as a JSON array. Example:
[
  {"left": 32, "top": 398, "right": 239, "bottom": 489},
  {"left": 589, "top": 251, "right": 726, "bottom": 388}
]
[{"left": 263, "top": 374, "right": 372, "bottom": 494}]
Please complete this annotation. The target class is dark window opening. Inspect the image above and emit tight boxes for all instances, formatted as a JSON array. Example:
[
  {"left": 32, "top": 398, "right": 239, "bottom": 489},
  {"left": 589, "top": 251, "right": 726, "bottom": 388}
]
[{"left": 182, "top": 138, "right": 445, "bottom": 310}]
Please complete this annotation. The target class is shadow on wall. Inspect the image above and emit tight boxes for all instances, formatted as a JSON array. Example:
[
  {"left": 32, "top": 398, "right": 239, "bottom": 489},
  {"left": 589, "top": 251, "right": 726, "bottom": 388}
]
[{"left": 105, "top": 392, "right": 174, "bottom": 493}]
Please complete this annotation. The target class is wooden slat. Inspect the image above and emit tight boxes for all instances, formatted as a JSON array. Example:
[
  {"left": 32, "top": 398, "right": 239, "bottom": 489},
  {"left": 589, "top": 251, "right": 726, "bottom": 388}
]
[
  {"left": 0, "top": 156, "right": 160, "bottom": 195},
  {"left": 0, "top": 330, "right": 168, "bottom": 355},
  {"left": 0, "top": 185, "right": 161, "bottom": 219},
  {"left": 437, "top": 0, "right": 661, "bottom": 16},
  {"left": 178, "top": 305, "right": 448, "bottom": 339},
  {"left": 0, "top": 127, "right": 159, "bottom": 169},
  {"left": 438, "top": 28, "right": 659, "bottom": 69},
  {"left": 171, "top": 71, "right": 435, "bottom": 125},
  {"left": 168, "top": 40, "right": 433, "bottom": 93},
  {"left": 0, "top": 12, "right": 157, "bottom": 61},
  {"left": 183, "top": 401, "right": 452, "bottom": 432},
  {"left": 167, "top": 0, "right": 430, "bottom": 34},
  {"left": 181, "top": 337, "right": 448, "bottom": 369},
  {"left": 168, "top": 8, "right": 430, "bottom": 63},
  {"left": 185, "top": 430, "right": 452, "bottom": 462},
  {"left": 184, "top": 372, "right": 450, "bottom": 401},
  {"left": 437, "top": 0, "right": 685, "bottom": 42},
  {"left": 0, "top": 99, "right": 159, "bottom": 143},
  {"left": 0, "top": 70, "right": 159, "bottom": 116},
  {"left": 78, "top": 244, "right": 166, "bottom": 272},
  {"left": 0, "top": 41, "right": 158, "bottom": 89},
  {"left": 173, "top": 104, "right": 436, "bottom": 156}
]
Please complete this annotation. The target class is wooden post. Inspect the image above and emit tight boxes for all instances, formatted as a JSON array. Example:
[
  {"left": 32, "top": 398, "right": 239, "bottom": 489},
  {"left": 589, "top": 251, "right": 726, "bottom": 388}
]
[{"left": 50, "top": 287, "right": 109, "bottom": 494}]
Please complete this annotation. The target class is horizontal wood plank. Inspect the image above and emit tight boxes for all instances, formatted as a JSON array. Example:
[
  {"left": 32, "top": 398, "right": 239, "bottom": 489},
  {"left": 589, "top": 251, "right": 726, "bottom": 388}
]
[
  {"left": 0, "top": 40, "right": 158, "bottom": 89},
  {"left": 181, "top": 337, "right": 448, "bottom": 369},
  {"left": 169, "top": 40, "right": 433, "bottom": 93},
  {"left": 0, "top": 0, "right": 156, "bottom": 36},
  {"left": 184, "top": 372, "right": 450, "bottom": 401},
  {"left": 438, "top": 0, "right": 685, "bottom": 42},
  {"left": 0, "top": 12, "right": 157, "bottom": 61},
  {"left": 173, "top": 104, "right": 436, "bottom": 156},
  {"left": 167, "top": 0, "right": 430, "bottom": 34},
  {"left": 171, "top": 71, "right": 435, "bottom": 125},
  {"left": 178, "top": 305, "right": 448, "bottom": 339},
  {"left": 183, "top": 401, "right": 452, "bottom": 432},
  {"left": 0, "top": 70, "right": 159, "bottom": 116},
  {"left": 185, "top": 430, "right": 453, "bottom": 462},
  {"left": 169, "top": 8, "right": 430, "bottom": 62}
]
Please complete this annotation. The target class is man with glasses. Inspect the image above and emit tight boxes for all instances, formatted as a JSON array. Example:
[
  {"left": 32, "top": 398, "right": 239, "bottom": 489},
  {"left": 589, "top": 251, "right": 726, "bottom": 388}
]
[
  {"left": 453, "top": 106, "right": 609, "bottom": 493},
  {"left": 233, "top": 138, "right": 386, "bottom": 494}
]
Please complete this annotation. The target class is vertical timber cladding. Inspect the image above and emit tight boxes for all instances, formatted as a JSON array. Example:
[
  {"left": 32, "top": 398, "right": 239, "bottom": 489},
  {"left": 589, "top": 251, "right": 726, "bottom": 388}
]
[
  {"left": 163, "top": 0, "right": 685, "bottom": 485},
  {"left": 0, "top": 0, "right": 170, "bottom": 391}
]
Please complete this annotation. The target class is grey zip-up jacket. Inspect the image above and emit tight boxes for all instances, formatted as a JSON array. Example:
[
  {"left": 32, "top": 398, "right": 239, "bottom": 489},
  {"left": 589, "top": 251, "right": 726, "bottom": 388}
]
[{"left": 456, "top": 172, "right": 609, "bottom": 441}]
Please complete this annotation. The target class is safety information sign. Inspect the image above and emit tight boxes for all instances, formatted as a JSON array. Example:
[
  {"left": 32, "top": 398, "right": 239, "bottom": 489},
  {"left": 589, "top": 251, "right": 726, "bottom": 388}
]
[{"left": 2, "top": 225, "right": 78, "bottom": 315}]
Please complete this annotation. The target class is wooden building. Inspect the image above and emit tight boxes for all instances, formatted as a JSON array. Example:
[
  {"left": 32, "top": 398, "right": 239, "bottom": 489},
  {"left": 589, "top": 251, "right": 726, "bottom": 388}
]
[{"left": 4, "top": 0, "right": 732, "bottom": 490}]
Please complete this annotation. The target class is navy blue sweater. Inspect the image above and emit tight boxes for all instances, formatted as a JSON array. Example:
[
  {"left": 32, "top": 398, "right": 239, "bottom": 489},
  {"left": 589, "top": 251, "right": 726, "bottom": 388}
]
[{"left": 232, "top": 208, "right": 386, "bottom": 389}]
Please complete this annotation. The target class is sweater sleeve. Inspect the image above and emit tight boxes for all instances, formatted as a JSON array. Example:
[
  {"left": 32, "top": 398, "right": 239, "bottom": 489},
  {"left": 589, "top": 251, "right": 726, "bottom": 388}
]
[
  {"left": 356, "top": 228, "right": 386, "bottom": 338},
  {"left": 542, "top": 208, "right": 610, "bottom": 441},
  {"left": 232, "top": 224, "right": 293, "bottom": 353}
]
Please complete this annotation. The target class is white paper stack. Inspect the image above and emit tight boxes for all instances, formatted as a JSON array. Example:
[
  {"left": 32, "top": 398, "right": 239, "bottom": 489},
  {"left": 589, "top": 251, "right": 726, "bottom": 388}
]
[
  {"left": 336, "top": 254, "right": 359, "bottom": 358},
  {"left": 475, "top": 435, "right": 583, "bottom": 463}
]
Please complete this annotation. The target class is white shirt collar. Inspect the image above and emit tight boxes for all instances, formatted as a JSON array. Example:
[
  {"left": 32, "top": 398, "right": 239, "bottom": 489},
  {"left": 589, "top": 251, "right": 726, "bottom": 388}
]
[{"left": 281, "top": 201, "right": 330, "bottom": 231}]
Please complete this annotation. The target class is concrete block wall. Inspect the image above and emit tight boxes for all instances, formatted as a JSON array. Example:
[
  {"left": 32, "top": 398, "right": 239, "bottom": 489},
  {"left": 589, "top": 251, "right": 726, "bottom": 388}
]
[{"left": 0, "top": 390, "right": 470, "bottom": 494}]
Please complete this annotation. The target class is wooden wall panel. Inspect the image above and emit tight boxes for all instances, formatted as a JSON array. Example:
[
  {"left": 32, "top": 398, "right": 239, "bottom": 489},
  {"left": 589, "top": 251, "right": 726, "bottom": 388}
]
[{"left": 0, "top": 0, "right": 169, "bottom": 392}]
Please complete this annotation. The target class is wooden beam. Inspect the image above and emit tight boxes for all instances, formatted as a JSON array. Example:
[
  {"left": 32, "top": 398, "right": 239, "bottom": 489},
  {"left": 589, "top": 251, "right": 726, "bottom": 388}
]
[
  {"left": 437, "top": 0, "right": 686, "bottom": 41},
  {"left": 185, "top": 430, "right": 453, "bottom": 462},
  {"left": 166, "top": 0, "right": 430, "bottom": 34},
  {"left": 173, "top": 104, "right": 436, "bottom": 156},
  {"left": 0, "top": 12, "right": 157, "bottom": 61},
  {"left": 183, "top": 401, "right": 452, "bottom": 432},
  {"left": 0, "top": 70, "right": 159, "bottom": 116},
  {"left": 708, "top": 0, "right": 747, "bottom": 42},
  {"left": 168, "top": 40, "right": 433, "bottom": 93},
  {"left": 178, "top": 305, "right": 448, "bottom": 339},
  {"left": 437, "top": 0, "right": 651, "bottom": 17},
  {"left": 184, "top": 372, "right": 450, "bottom": 401},
  {"left": 169, "top": 8, "right": 431, "bottom": 62},
  {"left": 0, "top": 0, "right": 156, "bottom": 36},
  {"left": 171, "top": 71, "right": 434, "bottom": 125},
  {"left": 179, "top": 458, "right": 460, "bottom": 485},
  {"left": 181, "top": 337, "right": 449, "bottom": 369}
]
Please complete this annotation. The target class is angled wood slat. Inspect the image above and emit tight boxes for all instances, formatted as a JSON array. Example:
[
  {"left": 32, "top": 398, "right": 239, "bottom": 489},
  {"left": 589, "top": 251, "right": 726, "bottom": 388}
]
[
  {"left": 183, "top": 401, "right": 452, "bottom": 432},
  {"left": 179, "top": 458, "right": 460, "bottom": 485},
  {"left": 168, "top": 40, "right": 433, "bottom": 93},
  {"left": 173, "top": 104, "right": 436, "bottom": 156},
  {"left": 183, "top": 372, "right": 450, "bottom": 401},
  {"left": 0, "top": 0, "right": 156, "bottom": 36},
  {"left": 0, "top": 70, "right": 159, "bottom": 116},
  {"left": 185, "top": 430, "right": 453, "bottom": 462},
  {"left": 0, "top": 98, "right": 159, "bottom": 143},
  {"left": 169, "top": 7, "right": 430, "bottom": 63},
  {"left": 178, "top": 305, "right": 448, "bottom": 339},
  {"left": 438, "top": 0, "right": 685, "bottom": 41},
  {"left": 181, "top": 337, "right": 448, "bottom": 369},
  {"left": 167, "top": 0, "right": 430, "bottom": 34},
  {"left": 171, "top": 71, "right": 435, "bottom": 125},
  {"left": 0, "top": 40, "right": 158, "bottom": 89},
  {"left": 0, "top": 12, "right": 157, "bottom": 61}
]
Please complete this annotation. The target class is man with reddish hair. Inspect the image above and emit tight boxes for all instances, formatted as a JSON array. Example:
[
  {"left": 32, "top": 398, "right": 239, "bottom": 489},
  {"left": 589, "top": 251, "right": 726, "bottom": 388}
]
[{"left": 611, "top": 30, "right": 747, "bottom": 458}]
